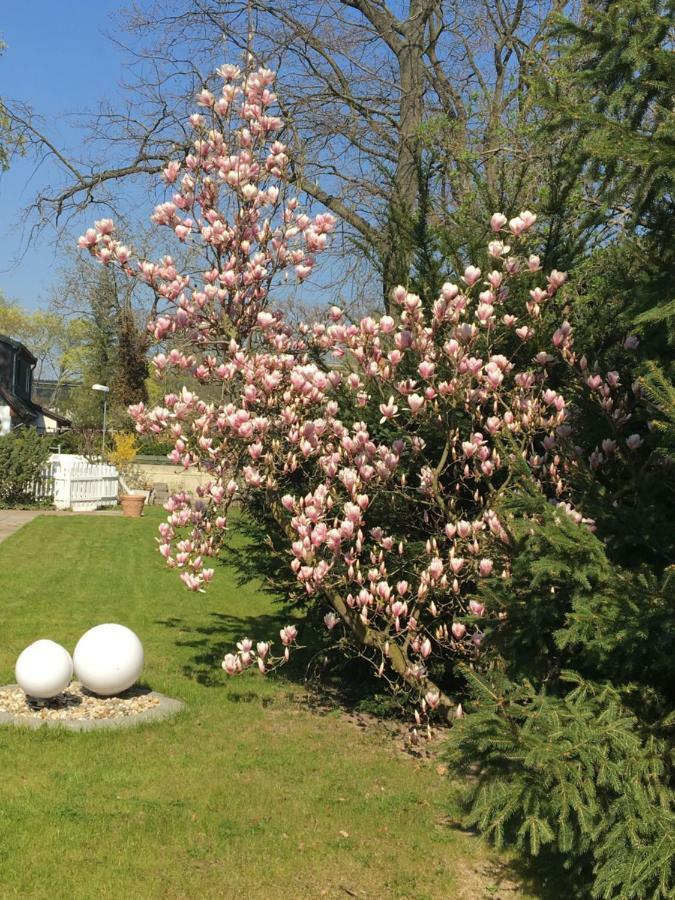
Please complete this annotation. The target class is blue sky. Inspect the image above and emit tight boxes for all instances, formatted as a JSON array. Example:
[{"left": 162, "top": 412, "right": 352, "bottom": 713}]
[
  {"left": 0, "top": 4, "right": 129, "bottom": 310},
  {"left": 0, "top": 6, "right": 370, "bottom": 319}
]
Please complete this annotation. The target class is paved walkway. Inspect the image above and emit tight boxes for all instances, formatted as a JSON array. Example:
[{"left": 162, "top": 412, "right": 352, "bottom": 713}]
[
  {"left": 0, "top": 508, "right": 122, "bottom": 544},
  {"left": 0, "top": 510, "right": 41, "bottom": 544}
]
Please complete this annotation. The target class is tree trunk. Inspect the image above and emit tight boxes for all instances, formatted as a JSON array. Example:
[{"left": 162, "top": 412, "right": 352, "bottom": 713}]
[
  {"left": 268, "top": 498, "right": 457, "bottom": 722},
  {"left": 381, "top": 7, "right": 427, "bottom": 308}
]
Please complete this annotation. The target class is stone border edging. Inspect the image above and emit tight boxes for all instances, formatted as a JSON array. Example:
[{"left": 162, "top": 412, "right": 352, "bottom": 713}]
[{"left": 0, "top": 684, "right": 185, "bottom": 731}]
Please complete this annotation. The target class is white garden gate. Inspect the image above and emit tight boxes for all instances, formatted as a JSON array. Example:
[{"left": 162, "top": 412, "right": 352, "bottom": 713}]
[{"left": 41, "top": 454, "right": 119, "bottom": 511}]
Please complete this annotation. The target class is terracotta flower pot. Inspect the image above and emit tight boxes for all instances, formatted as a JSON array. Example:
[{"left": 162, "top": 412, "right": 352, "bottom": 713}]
[{"left": 119, "top": 493, "right": 146, "bottom": 518}]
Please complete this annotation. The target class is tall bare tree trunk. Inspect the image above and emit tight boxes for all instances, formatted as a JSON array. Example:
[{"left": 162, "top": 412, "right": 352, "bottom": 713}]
[{"left": 381, "top": 6, "right": 427, "bottom": 305}]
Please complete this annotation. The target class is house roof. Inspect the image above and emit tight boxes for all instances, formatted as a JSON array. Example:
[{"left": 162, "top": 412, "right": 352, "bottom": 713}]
[
  {"left": 38, "top": 405, "right": 72, "bottom": 427},
  {"left": 0, "top": 383, "right": 35, "bottom": 420},
  {"left": 0, "top": 384, "right": 71, "bottom": 427},
  {"left": 0, "top": 334, "right": 37, "bottom": 365}
]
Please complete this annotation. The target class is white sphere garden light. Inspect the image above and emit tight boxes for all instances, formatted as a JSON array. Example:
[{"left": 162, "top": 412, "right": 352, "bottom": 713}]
[
  {"left": 73, "top": 624, "right": 144, "bottom": 696},
  {"left": 15, "top": 640, "right": 74, "bottom": 699}
]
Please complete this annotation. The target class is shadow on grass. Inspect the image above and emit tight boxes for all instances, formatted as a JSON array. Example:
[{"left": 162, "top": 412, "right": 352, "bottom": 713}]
[
  {"left": 155, "top": 610, "right": 293, "bottom": 687},
  {"left": 154, "top": 504, "right": 385, "bottom": 700},
  {"left": 155, "top": 618, "right": 568, "bottom": 897},
  {"left": 469, "top": 856, "right": 579, "bottom": 900},
  {"left": 155, "top": 500, "right": 464, "bottom": 713},
  {"left": 443, "top": 804, "right": 591, "bottom": 899},
  {"left": 490, "top": 853, "right": 591, "bottom": 899},
  {"left": 155, "top": 606, "right": 406, "bottom": 720}
]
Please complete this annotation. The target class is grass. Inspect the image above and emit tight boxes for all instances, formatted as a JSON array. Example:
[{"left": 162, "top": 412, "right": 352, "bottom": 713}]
[{"left": 0, "top": 510, "right": 525, "bottom": 899}]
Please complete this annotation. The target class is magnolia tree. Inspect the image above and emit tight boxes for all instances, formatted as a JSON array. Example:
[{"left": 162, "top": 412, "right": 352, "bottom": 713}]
[{"left": 80, "top": 64, "right": 641, "bottom": 728}]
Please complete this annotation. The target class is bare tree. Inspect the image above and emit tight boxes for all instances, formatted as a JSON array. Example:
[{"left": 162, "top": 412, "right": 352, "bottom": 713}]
[{"left": 26, "top": 1, "right": 568, "bottom": 307}]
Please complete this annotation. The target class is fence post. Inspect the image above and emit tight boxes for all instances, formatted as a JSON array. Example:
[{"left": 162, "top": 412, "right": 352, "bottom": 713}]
[{"left": 64, "top": 466, "right": 72, "bottom": 509}]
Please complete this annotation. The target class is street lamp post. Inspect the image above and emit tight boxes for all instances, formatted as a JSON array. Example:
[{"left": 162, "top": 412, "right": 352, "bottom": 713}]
[{"left": 91, "top": 384, "right": 110, "bottom": 458}]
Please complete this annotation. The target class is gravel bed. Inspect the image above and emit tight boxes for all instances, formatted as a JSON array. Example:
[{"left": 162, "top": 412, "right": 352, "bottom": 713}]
[{"left": 0, "top": 683, "right": 184, "bottom": 731}]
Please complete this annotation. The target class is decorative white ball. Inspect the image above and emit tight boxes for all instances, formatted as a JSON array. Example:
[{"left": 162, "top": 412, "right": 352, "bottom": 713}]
[
  {"left": 15, "top": 639, "right": 74, "bottom": 699},
  {"left": 73, "top": 624, "right": 144, "bottom": 696}
]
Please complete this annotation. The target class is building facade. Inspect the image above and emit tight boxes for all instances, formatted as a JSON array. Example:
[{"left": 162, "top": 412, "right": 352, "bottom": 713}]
[{"left": 0, "top": 335, "right": 71, "bottom": 436}]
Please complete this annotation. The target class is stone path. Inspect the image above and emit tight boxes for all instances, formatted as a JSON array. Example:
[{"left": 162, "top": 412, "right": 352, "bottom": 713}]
[
  {"left": 0, "top": 510, "right": 41, "bottom": 544},
  {"left": 0, "top": 508, "right": 122, "bottom": 545}
]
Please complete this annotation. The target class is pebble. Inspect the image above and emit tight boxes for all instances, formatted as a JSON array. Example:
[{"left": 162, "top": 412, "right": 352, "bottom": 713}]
[{"left": 0, "top": 682, "right": 160, "bottom": 722}]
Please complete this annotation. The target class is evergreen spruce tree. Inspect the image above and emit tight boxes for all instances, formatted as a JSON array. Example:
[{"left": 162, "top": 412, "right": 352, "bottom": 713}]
[
  {"left": 67, "top": 268, "right": 150, "bottom": 436},
  {"left": 446, "top": 483, "right": 675, "bottom": 898},
  {"left": 537, "top": 0, "right": 674, "bottom": 567},
  {"left": 540, "top": 0, "right": 674, "bottom": 371},
  {"left": 543, "top": 0, "right": 674, "bottom": 242},
  {"left": 110, "top": 304, "right": 148, "bottom": 410},
  {"left": 66, "top": 269, "right": 119, "bottom": 430},
  {"left": 639, "top": 360, "right": 675, "bottom": 461}
]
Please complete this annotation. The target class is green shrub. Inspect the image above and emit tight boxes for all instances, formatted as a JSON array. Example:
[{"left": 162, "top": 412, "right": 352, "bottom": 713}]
[
  {"left": 134, "top": 433, "right": 175, "bottom": 458},
  {"left": 0, "top": 428, "right": 52, "bottom": 506}
]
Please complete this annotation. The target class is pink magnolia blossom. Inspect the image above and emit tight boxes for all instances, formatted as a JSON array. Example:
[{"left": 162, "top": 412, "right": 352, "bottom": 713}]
[
  {"left": 424, "top": 691, "right": 440, "bottom": 710},
  {"left": 222, "top": 653, "right": 239, "bottom": 675},
  {"left": 324, "top": 612, "right": 340, "bottom": 630},
  {"left": 508, "top": 216, "right": 526, "bottom": 236},
  {"left": 478, "top": 558, "right": 494, "bottom": 577},
  {"left": 280, "top": 625, "right": 298, "bottom": 646},
  {"left": 379, "top": 397, "right": 399, "bottom": 422},
  {"left": 407, "top": 394, "right": 425, "bottom": 413},
  {"left": 462, "top": 265, "right": 481, "bottom": 287},
  {"left": 80, "top": 65, "right": 635, "bottom": 722}
]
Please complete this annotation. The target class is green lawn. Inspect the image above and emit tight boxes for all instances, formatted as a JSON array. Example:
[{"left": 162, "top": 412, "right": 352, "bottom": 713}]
[{"left": 0, "top": 511, "right": 523, "bottom": 899}]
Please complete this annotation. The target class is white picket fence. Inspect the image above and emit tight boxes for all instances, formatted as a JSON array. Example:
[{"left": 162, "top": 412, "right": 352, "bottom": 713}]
[
  {"left": 37, "top": 455, "right": 120, "bottom": 511},
  {"left": 32, "top": 467, "right": 55, "bottom": 503}
]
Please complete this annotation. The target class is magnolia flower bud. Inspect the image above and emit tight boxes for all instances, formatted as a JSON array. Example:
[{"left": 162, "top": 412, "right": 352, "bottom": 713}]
[
  {"left": 425, "top": 691, "right": 440, "bottom": 710},
  {"left": 222, "top": 653, "right": 238, "bottom": 675}
]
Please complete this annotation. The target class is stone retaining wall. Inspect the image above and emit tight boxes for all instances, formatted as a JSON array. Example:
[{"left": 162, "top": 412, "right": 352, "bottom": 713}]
[{"left": 135, "top": 463, "right": 213, "bottom": 495}]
